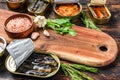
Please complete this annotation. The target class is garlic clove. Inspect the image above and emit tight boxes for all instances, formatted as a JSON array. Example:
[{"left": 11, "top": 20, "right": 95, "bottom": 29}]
[
  {"left": 43, "top": 30, "right": 50, "bottom": 37},
  {"left": 31, "top": 32, "right": 40, "bottom": 40},
  {"left": 34, "top": 17, "right": 39, "bottom": 23}
]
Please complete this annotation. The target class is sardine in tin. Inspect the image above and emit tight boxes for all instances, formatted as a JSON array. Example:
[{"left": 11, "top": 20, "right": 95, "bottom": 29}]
[
  {"left": 87, "top": 0, "right": 111, "bottom": 24},
  {"left": 27, "top": 0, "right": 50, "bottom": 15},
  {"left": 5, "top": 38, "right": 60, "bottom": 78},
  {"left": 5, "top": 51, "right": 60, "bottom": 78}
]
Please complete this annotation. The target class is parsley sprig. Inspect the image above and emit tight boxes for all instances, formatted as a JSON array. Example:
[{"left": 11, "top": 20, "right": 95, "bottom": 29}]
[{"left": 45, "top": 18, "right": 76, "bottom": 36}]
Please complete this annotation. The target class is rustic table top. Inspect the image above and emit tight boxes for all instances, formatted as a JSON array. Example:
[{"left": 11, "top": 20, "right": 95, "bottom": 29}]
[{"left": 0, "top": 0, "right": 120, "bottom": 80}]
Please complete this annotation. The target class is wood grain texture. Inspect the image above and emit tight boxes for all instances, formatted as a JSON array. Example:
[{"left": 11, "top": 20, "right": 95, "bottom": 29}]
[
  {"left": 34, "top": 26, "right": 118, "bottom": 67},
  {"left": 0, "top": 9, "right": 118, "bottom": 67}
]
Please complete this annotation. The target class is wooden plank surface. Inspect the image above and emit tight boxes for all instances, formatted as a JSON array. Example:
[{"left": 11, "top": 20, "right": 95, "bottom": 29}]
[{"left": 0, "top": 9, "right": 118, "bottom": 67}]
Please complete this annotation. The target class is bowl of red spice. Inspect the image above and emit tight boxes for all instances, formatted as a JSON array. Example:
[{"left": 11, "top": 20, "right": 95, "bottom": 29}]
[{"left": 4, "top": 13, "right": 34, "bottom": 38}]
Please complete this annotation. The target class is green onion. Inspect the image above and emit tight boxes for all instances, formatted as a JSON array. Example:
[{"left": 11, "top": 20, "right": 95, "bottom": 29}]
[{"left": 60, "top": 63, "right": 98, "bottom": 80}]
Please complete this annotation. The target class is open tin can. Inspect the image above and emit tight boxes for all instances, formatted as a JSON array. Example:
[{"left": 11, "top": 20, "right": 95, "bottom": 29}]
[
  {"left": 5, "top": 51, "right": 60, "bottom": 78},
  {"left": 53, "top": 0, "right": 82, "bottom": 19},
  {"left": 27, "top": 0, "right": 50, "bottom": 15},
  {"left": 5, "top": 38, "right": 60, "bottom": 78},
  {"left": 87, "top": 0, "right": 111, "bottom": 24}
]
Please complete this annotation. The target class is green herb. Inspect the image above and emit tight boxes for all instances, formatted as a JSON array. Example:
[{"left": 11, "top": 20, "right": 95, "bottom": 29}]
[
  {"left": 70, "top": 64, "right": 98, "bottom": 73},
  {"left": 45, "top": 18, "right": 76, "bottom": 36},
  {"left": 61, "top": 63, "right": 98, "bottom": 80},
  {"left": 80, "top": 11, "right": 101, "bottom": 31}
]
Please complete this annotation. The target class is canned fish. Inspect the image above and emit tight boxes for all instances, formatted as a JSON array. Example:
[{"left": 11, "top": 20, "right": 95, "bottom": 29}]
[
  {"left": 5, "top": 51, "right": 60, "bottom": 78},
  {"left": 27, "top": 0, "right": 50, "bottom": 15},
  {"left": 87, "top": 0, "right": 111, "bottom": 24},
  {"left": 52, "top": 0, "right": 79, "bottom": 4},
  {"left": 53, "top": 2, "right": 82, "bottom": 18}
]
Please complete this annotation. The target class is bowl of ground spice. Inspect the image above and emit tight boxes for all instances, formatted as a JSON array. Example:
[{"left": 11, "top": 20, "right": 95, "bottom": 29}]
[{"left": 4, "top": 13, "right": 34, "bottom": 38}]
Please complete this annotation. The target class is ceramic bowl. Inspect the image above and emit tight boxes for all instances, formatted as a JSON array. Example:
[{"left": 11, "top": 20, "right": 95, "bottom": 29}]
[{"left": 4, "top": 13, "right": 34, "bottom": 38}]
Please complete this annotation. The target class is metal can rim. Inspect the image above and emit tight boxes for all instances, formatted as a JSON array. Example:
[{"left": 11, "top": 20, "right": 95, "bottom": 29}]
[
  {"left": 53, "top": 2, "right": 82, "bottom": 17},
  {"left": 0, "top": 36, "right": 7, "bottom": 57},
  {"left": 5, "top": 51, "right": 60, "bottom": 78}
]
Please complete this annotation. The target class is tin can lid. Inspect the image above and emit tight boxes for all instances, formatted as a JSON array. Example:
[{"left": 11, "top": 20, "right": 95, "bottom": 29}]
[
  {"left": 6, "top": 56, "right": 16, "bottom": 72},
  {"left": 90, "top": 0, "right": 107, "bottom": 5},
  {"left": 53, "top": 0, "right": 79, "bottom": 4},
  {"left": 0, "top": 36, "right": 6, "bottom": 53},
  {"left": 6, "top": 38, "right": 34, "bottom": 70}
]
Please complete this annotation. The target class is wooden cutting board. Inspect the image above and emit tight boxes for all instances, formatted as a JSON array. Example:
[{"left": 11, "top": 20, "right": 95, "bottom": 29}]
[{"left": 0, "top": 9, "right": 118, "bottom": 67}]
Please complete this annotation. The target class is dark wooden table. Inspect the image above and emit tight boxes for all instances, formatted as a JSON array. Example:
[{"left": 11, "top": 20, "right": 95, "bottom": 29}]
[{"left": 0, "top": 0, "right": 120, "bottom": 80}]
